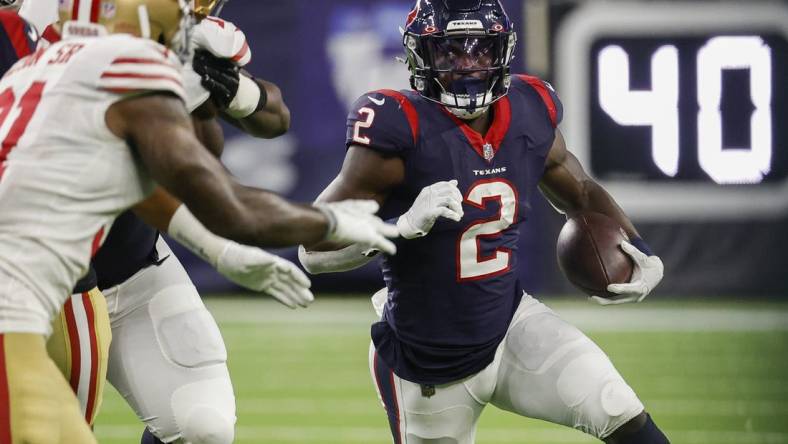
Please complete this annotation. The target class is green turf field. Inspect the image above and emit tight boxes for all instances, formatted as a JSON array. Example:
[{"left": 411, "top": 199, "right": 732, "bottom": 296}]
[{"left": 93, "top": 296, "right": 788, "bottom": 444}]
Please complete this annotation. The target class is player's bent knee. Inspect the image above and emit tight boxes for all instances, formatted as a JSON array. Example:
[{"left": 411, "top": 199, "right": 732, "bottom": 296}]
[
  {"left": 149, "top": 285, "right": 227, "bottom": 368},
  {"left": 178, "top": 405, "right": 235, "bottom": 444},
  {"left": 171, "top": 378, "right": 236, "bottom": 444},
  {"left": 556, "top": 352, "right": 643, "bottom": 438}
]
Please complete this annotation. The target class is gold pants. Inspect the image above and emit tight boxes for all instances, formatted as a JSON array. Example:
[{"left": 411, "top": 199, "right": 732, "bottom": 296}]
[
  {"left": 0, "top": 333, "right": 97, "bottom": 444},
  {"left": 46, "top": 287, "right": 112, "bottom": 427}
]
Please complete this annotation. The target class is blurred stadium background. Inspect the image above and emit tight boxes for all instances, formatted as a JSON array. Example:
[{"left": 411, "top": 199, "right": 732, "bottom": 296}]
[{"left": 97, "top": 0, "right": 788, "bottom": 442}]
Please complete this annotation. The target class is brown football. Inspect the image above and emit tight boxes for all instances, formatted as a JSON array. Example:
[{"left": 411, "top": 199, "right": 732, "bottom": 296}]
[{"left": 556, "top": 212, "right": 634, "bottom": 298}]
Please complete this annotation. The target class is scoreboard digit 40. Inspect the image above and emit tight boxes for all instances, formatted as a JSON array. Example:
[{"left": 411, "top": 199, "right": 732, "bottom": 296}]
[{"left": 555, "top": 2, "right": 788, "bottom": 220}]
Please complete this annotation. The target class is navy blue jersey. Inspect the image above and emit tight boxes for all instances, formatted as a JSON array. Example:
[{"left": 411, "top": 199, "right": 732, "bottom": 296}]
[
  {"left": 93, "top": 211, "right": 160, "bottom": 290},
  {"left": 0, "top": 11, "right": 35, "bottom": 74},
  {"left": 346, "top": 75, "right": 563, "bottom": 385}
]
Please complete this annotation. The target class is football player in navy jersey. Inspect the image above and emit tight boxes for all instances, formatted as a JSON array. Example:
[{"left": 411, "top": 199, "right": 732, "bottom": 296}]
[{"left": 301, "top": 1, "right": 669, "bottom": 443}]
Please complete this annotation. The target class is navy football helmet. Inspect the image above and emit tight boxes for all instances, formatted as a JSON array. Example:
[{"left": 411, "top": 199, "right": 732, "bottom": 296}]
[{"left": 403, "top": 0, "right": 516, "bottom": 119}]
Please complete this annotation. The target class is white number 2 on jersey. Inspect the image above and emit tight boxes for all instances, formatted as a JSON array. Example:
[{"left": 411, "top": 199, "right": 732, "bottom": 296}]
[{"left": 457, "top": 179, "right": 519, "bottom": 281}]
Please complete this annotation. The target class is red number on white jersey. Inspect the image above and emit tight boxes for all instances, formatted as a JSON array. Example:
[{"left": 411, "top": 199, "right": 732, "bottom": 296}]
[
  {"left": 352, "top": 106, "right": 375, "bottom": 145},
  {"left": 0, "top": 82, "right": 46, "bottom": 180},
  {"left": 457, "top": 179, "right": 519, "bottom": 281}
]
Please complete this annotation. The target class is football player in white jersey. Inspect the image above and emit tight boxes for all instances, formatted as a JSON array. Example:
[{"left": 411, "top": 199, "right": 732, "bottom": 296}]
[
  {"left": 2, "top": 0, "right": 326, "bottom": 441},
  {"left": 0, "top": 1, "right": 398, "bottom": 443}
]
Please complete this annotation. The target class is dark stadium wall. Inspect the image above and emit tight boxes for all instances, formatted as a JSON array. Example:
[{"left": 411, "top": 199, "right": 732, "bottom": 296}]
[{"left": 169, "top": 0, "right": 788, "bottom": 297}]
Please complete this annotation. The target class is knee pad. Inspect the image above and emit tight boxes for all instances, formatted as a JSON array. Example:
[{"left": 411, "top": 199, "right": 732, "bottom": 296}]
[
  {"left": 149, "top": 285, "right": 227, "bottom": 368},
  {"left": 172, "top": 378, "right": 236, "bottom": 444},
  {"left": 556, "top": 353, "right": 643, "bottom": 438},
  {"left": 178, "top": 405, "right": 235, "bottom": 444}
]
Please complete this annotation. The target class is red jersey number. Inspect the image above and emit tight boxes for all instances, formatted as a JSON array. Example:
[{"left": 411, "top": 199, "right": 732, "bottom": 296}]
[{"left": 0, "top": 81, "right": 46, "bottom": 180}]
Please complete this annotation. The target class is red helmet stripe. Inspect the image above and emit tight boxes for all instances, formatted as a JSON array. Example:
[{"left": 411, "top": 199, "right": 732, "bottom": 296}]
[
  {"left": 405, "top": 4, "right": 419, "bottom": 28},
  {"left": 90, "top": 0, "right": 101, "bottom": 23},
  {"left": 71, "top": 0, "right": 81, "bottom": 21}
]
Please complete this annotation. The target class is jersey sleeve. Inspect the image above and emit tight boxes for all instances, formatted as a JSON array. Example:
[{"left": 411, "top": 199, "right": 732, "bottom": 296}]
[
  {"left": 0, "top": 11, "right": 35, "bottom": 75},
  {"left": 95, "top": 39, "right": 186, "bottom": 103},
  {"left": 515, "top": 74, "right": 563, "bottom": 128},
  {"left": 345, "top": 89, "right": 418, "bottom": 156}
]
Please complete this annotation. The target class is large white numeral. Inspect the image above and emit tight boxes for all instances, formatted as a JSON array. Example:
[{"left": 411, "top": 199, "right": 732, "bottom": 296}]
[
  {"left": 598, "top": 37, "right": 774, "bottom": 184},
  {"left": 697, "top": 36, "right": 772, "bottom": 184},
  {"left": 598, "top": 44, "right": 680, "bottom": 177},
  {"left": 352, "top": 107, "right": 375, "bottom": 145},
  {"left": 457, "top": 180, "right": 518, "bottom": 281}
]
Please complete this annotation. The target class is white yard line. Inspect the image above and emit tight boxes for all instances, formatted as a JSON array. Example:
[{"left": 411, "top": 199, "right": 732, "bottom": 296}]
[
  {"left": 205, "top": 299, "right": 788, "bottom": 332},
  {"left": 94, "top": 424, "right": 788, "bottom": 443}
]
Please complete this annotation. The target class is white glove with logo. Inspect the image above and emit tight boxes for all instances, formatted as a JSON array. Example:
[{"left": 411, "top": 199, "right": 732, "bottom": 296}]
[
  {"left": 397, "top": 180, "right": 464, "bottom": 239},
  {"left": 184, "top": 16, "right": 255, "bottom": 112},
  {"left": 591, "top": 240, "right": 664, "bottom": 305},
  {"left": 217, "top": 242, "right": 313, "bottom": 308},
  {"left": 192, "top": 17, "right": 251, "bottom": 66},
  {"left": 316, "top": 200, "right": 400, "bottom": 255}
]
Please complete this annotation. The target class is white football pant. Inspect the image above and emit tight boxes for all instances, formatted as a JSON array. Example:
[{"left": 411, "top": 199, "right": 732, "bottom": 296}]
[
  {"left": 369, "top": 292, "right": 644, "bottom": 443},
  {"left": 105, "top": 238, "right": 236, "bottom": 444}
]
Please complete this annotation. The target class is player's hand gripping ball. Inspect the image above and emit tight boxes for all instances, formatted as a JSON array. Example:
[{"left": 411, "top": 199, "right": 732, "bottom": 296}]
[
  {"left": 556, "top": 212, "right": 634, "bottom": 299},
  {"left": 557, "top": 212, "right": 664, "bottom": 305}
]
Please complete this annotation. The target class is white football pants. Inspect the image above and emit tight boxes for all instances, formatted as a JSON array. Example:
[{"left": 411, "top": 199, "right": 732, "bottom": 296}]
[
  {"left": 104, "top": 237, "right": 236, "bottom": 444},
  {"left": 369, "top": 291, "right": 644, "bottom": 443}
]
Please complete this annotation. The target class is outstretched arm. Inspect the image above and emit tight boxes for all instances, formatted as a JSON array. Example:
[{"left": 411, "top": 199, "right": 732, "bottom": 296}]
[
  {"left": 300, "top": 145, "right": 462, "bottom": 274},
  {"left": 106, "top": 93, "right": 397, "bottom": 254}
]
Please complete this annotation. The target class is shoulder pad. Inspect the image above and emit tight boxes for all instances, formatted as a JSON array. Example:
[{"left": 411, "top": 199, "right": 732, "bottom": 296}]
[
  {"left": 513, "top": 74, "right": 563, "bottom": 127},
  {"left": 345, "top": 89, "right": 419, "bottom": 156},
  {"left": 95, "top": 37, "right": 185, "bottom": 102}
]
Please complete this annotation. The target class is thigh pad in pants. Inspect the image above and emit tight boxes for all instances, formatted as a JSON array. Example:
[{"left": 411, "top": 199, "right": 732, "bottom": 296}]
[{"left": 491, "top": 299, "right": 644, "bottom": 439}]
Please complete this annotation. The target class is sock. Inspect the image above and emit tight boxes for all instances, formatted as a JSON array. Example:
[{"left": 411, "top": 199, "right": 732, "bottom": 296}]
[
  {"left": 615, "top": 414, "right": 670, "bottom": 444},
  {"left": 141, "top": 428, "right": 165, "bottom": 444}
]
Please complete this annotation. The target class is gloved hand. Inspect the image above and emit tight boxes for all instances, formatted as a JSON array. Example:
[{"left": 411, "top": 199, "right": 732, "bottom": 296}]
[
  {"left": 191, "top": 17, "right": 251, "bottom": 66},
  {"left": 397, "top": 179, "right": 464, "bottom": 239},
  {"left": 590, "top": 240, "right": 664, "bottom": 305},
  {"left": 217, "top": 242, "right": 314, "bottom": 309},
  {"left": 192, "top": 49, "right": 240, "bottom": 110},
  {"left": 186, "top": 16, "right": 260, "bottom": 113},
  {"left": 316, "top": 200, "right": 400, "bottom": 255}
]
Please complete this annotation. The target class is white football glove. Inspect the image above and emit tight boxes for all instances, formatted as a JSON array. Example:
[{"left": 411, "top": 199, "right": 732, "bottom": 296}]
[
  {"left": 192, "top": 17, "right": 251, "bottom": 67},
  {"left": 397, "top": 179, "right": 464, "bottom": 239},
  {"left": 217, "top": 242, "right": 313, "bottom": 309},
  {"left": 590, "top": 240, "right": 664, "bottom": 306},
  {"left": 184, "top": 16, "right": 254, "bottom": 112},
  {"left": 316, "top": 200, "right": 400, "bottom": 255}
]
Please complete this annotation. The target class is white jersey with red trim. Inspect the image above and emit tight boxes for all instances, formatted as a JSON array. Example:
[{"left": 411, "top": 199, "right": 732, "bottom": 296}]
[{"left": 0, "top": 33, "right": 185, "bottom": 335}]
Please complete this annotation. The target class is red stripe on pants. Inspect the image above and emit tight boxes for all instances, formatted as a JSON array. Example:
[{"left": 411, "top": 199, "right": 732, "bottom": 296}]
[
  {"left": 82, "top": 292, "right": 98, "bottom": 422},
  {"left": 63, "top": 299, "right": 82, "bottom": 392}
]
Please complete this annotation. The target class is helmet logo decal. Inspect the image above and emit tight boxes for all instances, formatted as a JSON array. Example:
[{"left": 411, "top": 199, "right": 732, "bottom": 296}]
[
  {"left": 491, "top": 23, "right": 504, "bottom": 32},
  {"left": 423, "top": 25, "right": 437, "bottom": 34},
  {"left": 406, "top": 5, "right": 419, "bottom": 28},
  {"left": 101, "top": 1, "right": 116, "bottom": 19},
  {"left": 446, "top": 20, "right": 483, "bottom": 31}
]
